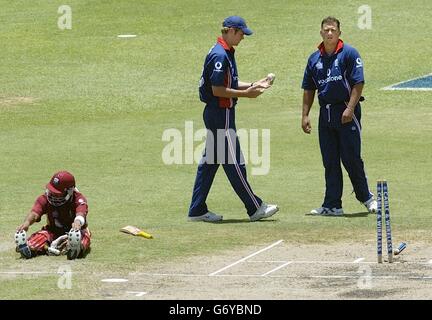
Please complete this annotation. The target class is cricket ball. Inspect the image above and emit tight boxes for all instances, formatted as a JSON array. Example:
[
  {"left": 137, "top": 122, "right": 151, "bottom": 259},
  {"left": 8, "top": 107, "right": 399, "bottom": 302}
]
[{"left": 267, "top": 73, "right": 275, "bottom": 84}]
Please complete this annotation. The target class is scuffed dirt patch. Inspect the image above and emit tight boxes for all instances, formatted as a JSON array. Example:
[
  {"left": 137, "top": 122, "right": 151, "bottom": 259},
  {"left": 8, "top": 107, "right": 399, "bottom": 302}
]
[
  {"left": 0, "top": 242, "right": 14, "bottom": 253},
  {"left": 0, "top": 96, "right": 36, "bottom": 107}
]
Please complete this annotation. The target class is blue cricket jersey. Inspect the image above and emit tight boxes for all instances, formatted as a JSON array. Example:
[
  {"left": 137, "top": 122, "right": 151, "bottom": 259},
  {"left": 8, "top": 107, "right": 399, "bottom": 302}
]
[
  {"left": 302, "top": 40, "right": 364, "bottom": 106},
  {"left": 199, "top": 37, "right": 239, "bottom": 108}
]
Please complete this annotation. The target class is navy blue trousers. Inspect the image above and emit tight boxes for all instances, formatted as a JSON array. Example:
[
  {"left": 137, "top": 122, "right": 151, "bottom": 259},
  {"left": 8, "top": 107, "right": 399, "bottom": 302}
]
[
  {"left": 188, "top": 105, "right": 262, "bottom": 217},
  {"left": 318, "top": 103, "right": 372, "bottom": 209}
]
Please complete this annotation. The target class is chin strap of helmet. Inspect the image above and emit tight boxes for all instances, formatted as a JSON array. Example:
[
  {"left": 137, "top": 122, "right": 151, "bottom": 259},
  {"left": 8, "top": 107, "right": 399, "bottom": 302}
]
[{"left": 64, "top": 187, "right": 74, "bottom": 202}]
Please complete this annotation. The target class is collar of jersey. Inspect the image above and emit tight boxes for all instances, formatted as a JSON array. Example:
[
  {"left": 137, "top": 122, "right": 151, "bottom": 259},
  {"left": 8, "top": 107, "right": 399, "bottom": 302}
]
[
  {"left": 217, "top": 37, "right": 235, "bottom": 52},
  {"left": 318, "top": 39, "right": 344, "bottom": 56}
]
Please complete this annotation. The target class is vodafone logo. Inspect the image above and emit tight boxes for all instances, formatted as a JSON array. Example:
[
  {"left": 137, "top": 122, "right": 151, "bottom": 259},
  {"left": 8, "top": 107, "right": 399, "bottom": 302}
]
[
  {"left": 215, "top": 62, "right": 222, "bottom": 69},
  {"left": 318, "top": 72, "right": 343, "bottom": 85}
]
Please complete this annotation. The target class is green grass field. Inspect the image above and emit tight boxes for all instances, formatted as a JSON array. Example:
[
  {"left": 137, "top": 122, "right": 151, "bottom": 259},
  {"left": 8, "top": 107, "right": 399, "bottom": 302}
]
[{"left": 0, "top": 0, "right": 431, "bottom": 299}]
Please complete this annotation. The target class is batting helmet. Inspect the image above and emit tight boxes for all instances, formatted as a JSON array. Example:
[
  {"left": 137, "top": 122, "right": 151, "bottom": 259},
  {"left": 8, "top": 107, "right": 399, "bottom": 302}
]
[{"left": 45, "top": 171, "right": 76, "bottom": 206}]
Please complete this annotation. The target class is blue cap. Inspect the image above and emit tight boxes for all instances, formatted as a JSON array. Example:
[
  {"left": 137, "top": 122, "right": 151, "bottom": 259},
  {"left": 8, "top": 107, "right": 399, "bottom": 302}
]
[{"left": 223, "top": 16, "right": 253, "bottom": 35}]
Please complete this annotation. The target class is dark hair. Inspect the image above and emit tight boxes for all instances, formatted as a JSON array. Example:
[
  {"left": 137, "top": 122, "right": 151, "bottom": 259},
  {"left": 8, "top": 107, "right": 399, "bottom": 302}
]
[
  {"left": 221, "top": 27, "right": 243, "bottom": 35},
  {"left": 321, "top": 16, "right": 340, "bottom": 29}
]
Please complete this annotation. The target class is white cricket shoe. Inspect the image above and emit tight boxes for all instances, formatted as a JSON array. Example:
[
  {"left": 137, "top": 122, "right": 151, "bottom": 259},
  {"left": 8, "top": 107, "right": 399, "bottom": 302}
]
[
  {"left": 364, "top": 197, "right": 378, "bottom": 213},
  {"left": 250, "top": 202, "right": 279, "bottom": 222},
  {"left": 188, "top": 211, "right": 223, "bottom": 222},
  {"left": 310, "top": 207, "right": 344, "bottom": 216}
]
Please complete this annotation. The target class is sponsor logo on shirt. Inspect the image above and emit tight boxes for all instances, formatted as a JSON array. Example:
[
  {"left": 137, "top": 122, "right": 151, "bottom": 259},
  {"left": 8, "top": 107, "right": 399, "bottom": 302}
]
[
  {"left": 318, "top": 69, "right": 343, "bottom": 85},
  {"left": 214, "top": 61, "right": 223, "bottom": 72}
]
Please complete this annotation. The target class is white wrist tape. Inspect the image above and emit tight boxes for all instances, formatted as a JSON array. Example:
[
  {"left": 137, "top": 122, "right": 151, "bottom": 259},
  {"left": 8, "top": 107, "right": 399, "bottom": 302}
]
[{"left": 74, "top": 215, "right": 85, "bottom": 226}]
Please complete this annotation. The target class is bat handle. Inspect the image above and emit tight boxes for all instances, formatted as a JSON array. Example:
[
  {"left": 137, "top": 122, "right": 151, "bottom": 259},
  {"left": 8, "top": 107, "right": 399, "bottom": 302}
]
[{"left": 138, "top": 231, "right": 153, "bottom": 239}]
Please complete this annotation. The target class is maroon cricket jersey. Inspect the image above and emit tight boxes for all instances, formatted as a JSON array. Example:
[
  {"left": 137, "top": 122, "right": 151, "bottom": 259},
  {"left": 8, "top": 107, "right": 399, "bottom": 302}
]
[{"left": 31, "top": 191, "right": 88, "bottom": 234}]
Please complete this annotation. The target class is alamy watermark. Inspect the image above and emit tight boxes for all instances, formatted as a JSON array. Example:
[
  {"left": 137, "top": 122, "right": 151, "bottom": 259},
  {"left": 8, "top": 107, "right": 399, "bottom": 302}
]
[
  {"left": 162, "top": 121, "right": 271, "bottom": 175},
  {"left": 357, "top": 264, "right": 373, "bottom": 289},
  {"left": 57, "top": 265, "right": 72, "bottom": 289},
  {"left": 358, "top": 5, "right": 372, "bottom": 30},
  {"left": 58, "top": 5, "right": 72, "bottom": 30}
]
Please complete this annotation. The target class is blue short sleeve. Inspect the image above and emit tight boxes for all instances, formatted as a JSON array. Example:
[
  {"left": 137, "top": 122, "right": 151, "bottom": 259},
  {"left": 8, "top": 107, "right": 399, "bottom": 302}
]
[
  {"left": 301, "top": 59, "right": 316, "bottom": 90},
  {"left": 208, "top": 53, "right": 227, "bottom": 86},
  {"left": 347, "top": 47, "right": 364, "bottom": 86}
]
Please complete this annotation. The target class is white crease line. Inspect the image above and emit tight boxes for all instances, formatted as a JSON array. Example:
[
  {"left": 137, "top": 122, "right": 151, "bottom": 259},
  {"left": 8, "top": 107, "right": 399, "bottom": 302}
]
[
  {"left": 310, "top": 275, "right": 397, "bottom": 279},
  {"left": 209, "top": 240, "right": 284, "bottom": 276},
  {"left": 0, "top": 271, "right": 59, "bottom": 274},
  {"left": 285, "top": 260, "right": 373, "bottom": 264},
  {"left": 130, "top": 273, "right": 199, "bottom": 277},
  {"left": 128, "top": 272, "right": 432, "bottom": 280},
  {"left": 244, "top": 260, "right": 370, "bottom": 264},
  {"left": 247, "top": 260, "right": 288, "bottom": 263},
  {"left": 261, "top": 262, "right": 293, "bottom": 276},
  {"left": 126, "top": 291, "right": 147, "bottom": 297},
  {"left": 381, "top": 87, "right": 432, "bottom": 91}
]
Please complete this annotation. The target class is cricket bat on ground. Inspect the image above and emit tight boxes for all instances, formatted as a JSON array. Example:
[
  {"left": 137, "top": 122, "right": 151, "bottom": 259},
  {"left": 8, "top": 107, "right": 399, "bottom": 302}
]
[{"left": 120, "top": 225, "right": 153, "bottom": 239}]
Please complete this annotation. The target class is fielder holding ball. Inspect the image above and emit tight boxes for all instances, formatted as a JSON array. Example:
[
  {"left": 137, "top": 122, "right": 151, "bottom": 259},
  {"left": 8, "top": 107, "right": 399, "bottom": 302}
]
[{"left": 188, "top": 16, "right": 278, "bottom": 222}]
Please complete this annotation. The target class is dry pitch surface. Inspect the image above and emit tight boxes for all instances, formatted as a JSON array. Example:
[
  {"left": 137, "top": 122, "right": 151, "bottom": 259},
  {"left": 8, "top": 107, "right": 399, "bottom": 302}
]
[{"left": 79, "top": 241, "right": 432, "bottom": 299}]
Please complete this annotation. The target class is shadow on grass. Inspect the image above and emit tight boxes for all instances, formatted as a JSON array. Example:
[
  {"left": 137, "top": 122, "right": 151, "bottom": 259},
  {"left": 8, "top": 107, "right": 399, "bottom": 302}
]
[
  {"left": 216, "top": 218, "right": 278, "bottom": 224},
  {"left": 343, "top": 211, "right": 370, "bottom": 218},
  {"left": 304, "top": 211, "right": 370, "bottom": 218},
  {"left": 216, "top": 219, "right": 250, "bottom": 224}
]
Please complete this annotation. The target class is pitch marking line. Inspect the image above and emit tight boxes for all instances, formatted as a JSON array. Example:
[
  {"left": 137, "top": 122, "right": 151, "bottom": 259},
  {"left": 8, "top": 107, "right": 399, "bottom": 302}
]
[
  {"left": 247, "top": 260, "right": 288, "bottom": 263},
  {"left": 117, "top": 34, "right": 137, "bottom": 38},
  {"left": 129, "top": 272, "right": 432, "bottom": 280},
  {"left": 249, "top": 260, "right": 372, "bottom": 264},
  {"left": 381, "top": 87, "right": 432, "bottom": 91},
  {"left": 265, "top": 260, "right": 374, "bottom": 264},
  {"left": 261, "top": 261, "right": 293, "bottom": 276},
  {"left": 126, "top": 291, "right": 147, "bottom": 297},
  {"left": 0, "top": 271, "right": 59, "bottom": 275},
  {"left": 101, "top": 278, "right": 128, "bottom": 283},
  {"left": 381, "top": 73, "right": 432, "bottom": 91},
  {"left": 209, "top": 239, "right": 283, "bottom": 276}
]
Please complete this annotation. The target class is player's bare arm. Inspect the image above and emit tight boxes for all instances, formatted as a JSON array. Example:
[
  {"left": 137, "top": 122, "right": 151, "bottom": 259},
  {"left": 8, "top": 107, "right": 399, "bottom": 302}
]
[
  {"left": 212, "top": 85, "right": 264, "bottom": 98},
  {"left": 17, "top": 211, "right": 39, "bottom": 232},
  {"left": 302, "top": 90, "right": 315, "bottom": 134},
  {"left": 342, "top": 83, "right": 364, "bottom": 124},
  {"left": 237, "top": 79, "right": 271, "bottom": 90}
]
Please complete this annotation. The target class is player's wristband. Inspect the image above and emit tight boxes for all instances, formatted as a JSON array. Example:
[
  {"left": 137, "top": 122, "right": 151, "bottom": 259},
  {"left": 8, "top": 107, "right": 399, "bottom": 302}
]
[{"left": 74, "top": 215, "right": 85, "bottom": 225}]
